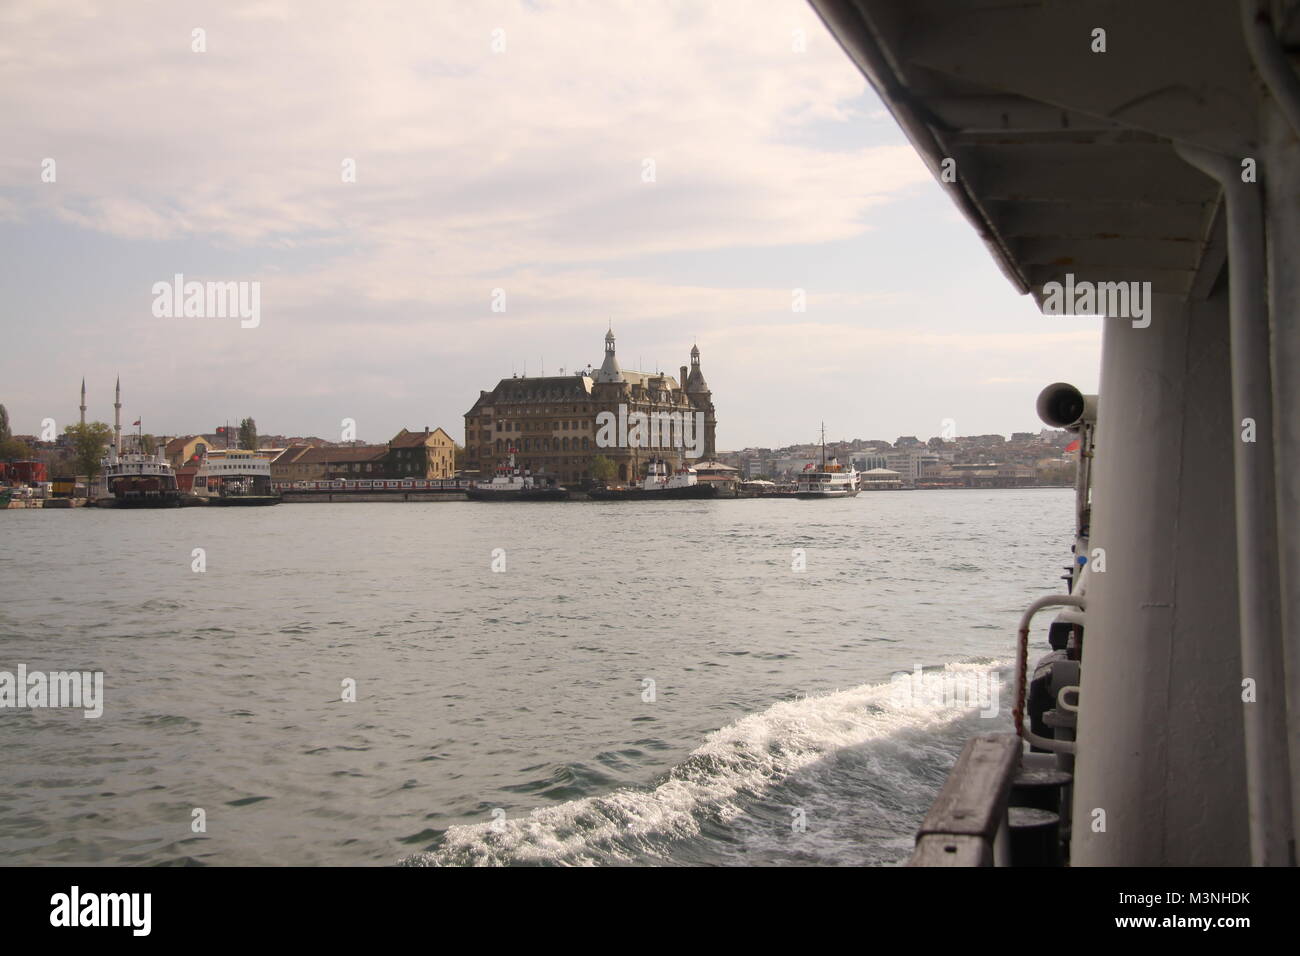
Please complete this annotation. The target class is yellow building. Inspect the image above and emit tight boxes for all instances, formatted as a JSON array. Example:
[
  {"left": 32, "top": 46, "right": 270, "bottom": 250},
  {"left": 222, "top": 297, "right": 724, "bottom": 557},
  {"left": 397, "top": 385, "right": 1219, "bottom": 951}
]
[
  {"left": 164, "top": 434, "right": 219, "bottom": 469},
  {"left": 387, "top": 427, "right": 455, "bottom": 478}
]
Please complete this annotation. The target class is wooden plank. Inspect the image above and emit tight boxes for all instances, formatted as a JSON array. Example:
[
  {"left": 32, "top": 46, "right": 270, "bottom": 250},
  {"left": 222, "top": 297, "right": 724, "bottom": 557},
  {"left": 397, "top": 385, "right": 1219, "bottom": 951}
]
[
  {"left": 908, "top": 833, "right": 991, "bottom": 867},
  {"left": 917, "top": 733, "right": 1021, "bottom": 840}
]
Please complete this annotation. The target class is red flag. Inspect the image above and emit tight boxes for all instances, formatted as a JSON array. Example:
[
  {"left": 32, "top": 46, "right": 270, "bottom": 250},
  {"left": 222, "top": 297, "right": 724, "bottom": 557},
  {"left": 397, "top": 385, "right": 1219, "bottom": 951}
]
[
  {"left": 1065, "top": 439, "right": 1080, "bottom": 453},
  {"left": 132, "top": 419, "right": 141, "bottom": 426}
]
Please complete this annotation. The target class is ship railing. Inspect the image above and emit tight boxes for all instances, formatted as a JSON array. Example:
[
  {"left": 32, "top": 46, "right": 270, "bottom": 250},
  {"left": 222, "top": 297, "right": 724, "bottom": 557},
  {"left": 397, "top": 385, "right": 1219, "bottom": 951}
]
[
  {"left": 910, "top": 731, "right": 1072, "bottom": 866},
  {"left": 909, "top": 734, "right": 1021, "bottom": 866}
]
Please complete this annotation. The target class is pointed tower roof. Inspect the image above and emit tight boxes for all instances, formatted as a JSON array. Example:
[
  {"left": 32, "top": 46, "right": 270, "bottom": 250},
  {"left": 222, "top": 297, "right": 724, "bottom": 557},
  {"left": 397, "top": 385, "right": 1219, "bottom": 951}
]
[
  {"left": 595, "top": 328, "right": 625, "bottom": 384},
  {"left": 686, "top": 342, "right": 709, "bottom": 393}
]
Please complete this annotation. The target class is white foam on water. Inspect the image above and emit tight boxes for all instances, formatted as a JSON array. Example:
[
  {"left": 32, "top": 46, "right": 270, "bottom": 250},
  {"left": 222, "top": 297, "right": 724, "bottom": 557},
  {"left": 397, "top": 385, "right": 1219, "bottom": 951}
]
[{"left": 405, "top": 659, "right": 1013, "bottom": 866}]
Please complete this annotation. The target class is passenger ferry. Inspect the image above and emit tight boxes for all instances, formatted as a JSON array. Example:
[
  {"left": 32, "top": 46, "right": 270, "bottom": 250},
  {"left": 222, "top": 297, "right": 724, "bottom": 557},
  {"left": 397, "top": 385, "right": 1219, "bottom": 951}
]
[
  {"left": 466, "top": 450, "right": 569, "bottom": 502},
  {"left": 589, "top": 458, "right": 718, "bottom": 501},
  {"left": 794, "top": 425, "right": 859, "bottom": 499},
  {"left": 192, "top": 449, "right": 280, "bottom": 506},
  {"left": 99, "top": 448, "right": 181, "bottom": 508}
]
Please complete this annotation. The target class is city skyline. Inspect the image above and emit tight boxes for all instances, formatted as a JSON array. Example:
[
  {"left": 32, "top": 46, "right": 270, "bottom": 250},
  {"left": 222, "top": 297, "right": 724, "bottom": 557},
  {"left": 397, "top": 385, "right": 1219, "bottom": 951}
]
[
  {"left": 0, "top": 1, "right": 1100, "bottom": 450},
  {"left": 9, "top": 369, "right": 1073, "bottom": 454}
]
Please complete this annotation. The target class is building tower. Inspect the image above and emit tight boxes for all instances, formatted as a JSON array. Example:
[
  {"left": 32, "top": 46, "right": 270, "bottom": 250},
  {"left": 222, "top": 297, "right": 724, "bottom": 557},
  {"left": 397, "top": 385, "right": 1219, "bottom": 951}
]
[
  {"left": 594, "top": 327, "right": 624, "bottom": 385},
  {"left": 685, "top": 343, "right": 717, "bottom": 459},
  {"left": 113, "top": 377, "right": 122, "bottom": 453},
  {"left": 591, "top": 328, "right": 628, "bottom": 479},
  {"left": 79, "top": 378, "right": 86, "bottom": 426}
]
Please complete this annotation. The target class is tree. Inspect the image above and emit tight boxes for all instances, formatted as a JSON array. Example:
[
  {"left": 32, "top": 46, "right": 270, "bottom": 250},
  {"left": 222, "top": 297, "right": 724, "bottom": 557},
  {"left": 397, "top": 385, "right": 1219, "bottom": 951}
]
[
  {"left": 0, "top": 435, "right": 31, "bottom": 461},
  {"left": 238, "top": 417, "right": 258, "bottom": 450},
  {"left": 0, "top": 405, "right": 31, "bottom": 460},
  {"left": 139, "top": 434, "right": 157, "bottom": 455},
  {"left": 590, "top": 454, "right": 616, "bottom": 483},
  {"left": 64, "top": 422, "right": 113, "bottom": 481},
  {"left": 453, "top": 443, "right": 466, "bottom": 470}
]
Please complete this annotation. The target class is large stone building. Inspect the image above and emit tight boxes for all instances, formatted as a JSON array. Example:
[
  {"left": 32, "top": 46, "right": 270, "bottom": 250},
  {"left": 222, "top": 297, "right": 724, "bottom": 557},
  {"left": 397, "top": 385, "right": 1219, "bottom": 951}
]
[{"left": 463, "top": 329, "right": 717, "bottom": 484}]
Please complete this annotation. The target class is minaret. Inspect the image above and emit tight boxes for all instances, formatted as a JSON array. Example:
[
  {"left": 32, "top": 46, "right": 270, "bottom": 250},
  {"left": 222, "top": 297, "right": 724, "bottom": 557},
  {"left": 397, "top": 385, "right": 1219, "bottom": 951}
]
[
  {"left": 113, "top": 377, "right": 122, "bottom": 453},
  {"left": 79, "top": 378, "right": 86, "bottom": 426}
]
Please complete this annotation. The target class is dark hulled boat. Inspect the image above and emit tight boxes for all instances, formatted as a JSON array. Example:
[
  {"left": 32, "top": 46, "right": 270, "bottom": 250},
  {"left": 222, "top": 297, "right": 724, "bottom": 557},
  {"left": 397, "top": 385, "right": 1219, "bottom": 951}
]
[
  {"left": 588, "top": 459, "right": 719, "bottom": 501},
  {"left": 101, "top": 451, "right": 181, "bottom": 508},
  {"left": 466, "top": 451, "right": 570, "bottom": 502}
]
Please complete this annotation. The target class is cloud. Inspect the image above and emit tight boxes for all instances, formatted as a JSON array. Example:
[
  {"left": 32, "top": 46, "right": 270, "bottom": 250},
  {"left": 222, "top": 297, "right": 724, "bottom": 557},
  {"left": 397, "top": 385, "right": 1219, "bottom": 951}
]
[
  {"left": 0, "top": 1, "right": 923, "bottom": 278},
  {"left": 0, "top": 0, "right": 1099, "bottom": 447}
]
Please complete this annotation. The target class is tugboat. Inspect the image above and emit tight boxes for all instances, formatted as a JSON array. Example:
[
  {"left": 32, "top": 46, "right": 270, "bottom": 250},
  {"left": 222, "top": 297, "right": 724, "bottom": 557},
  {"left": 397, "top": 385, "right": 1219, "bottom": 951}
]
[
  {"left": 191, "top": 449, "right": 281, "bottom": 506},
  {"left": 588, "top": 458, "right": 718, "bottom": 501},
  {"left": 466, "top": 449, "right": 569, "bottom": 502},
  {"left": 793, "top": 424, "right": 859, "bottom": 498}
]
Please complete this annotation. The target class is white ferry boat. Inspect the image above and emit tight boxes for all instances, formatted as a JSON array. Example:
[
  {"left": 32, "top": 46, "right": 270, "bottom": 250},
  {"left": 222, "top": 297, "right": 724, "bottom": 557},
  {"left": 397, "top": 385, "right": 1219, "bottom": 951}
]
[
  {"left": 191, "top": 449, "right": 281, "bottom": 506},
  {"left": 794, "top": 425, "right": 859, "bottom": 498},
  {"left": 98, "top": 448, "right": 181, "bottom": 508},
  {"left": 588, "top": 458, "right": 718, "bottom": 500}
]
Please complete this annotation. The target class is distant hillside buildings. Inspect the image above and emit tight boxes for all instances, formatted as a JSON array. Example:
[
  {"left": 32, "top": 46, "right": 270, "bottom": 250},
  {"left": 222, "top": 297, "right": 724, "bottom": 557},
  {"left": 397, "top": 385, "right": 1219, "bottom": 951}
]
[{"left": 725, "top": 429, "right": 1073, "bottom": 489}]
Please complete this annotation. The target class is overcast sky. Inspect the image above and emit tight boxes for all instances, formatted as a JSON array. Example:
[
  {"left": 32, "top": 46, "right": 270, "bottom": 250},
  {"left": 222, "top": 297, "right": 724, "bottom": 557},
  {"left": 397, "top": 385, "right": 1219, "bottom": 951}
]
[{"left": 0, "top": 0, "right": 1101, "bottom": 450}]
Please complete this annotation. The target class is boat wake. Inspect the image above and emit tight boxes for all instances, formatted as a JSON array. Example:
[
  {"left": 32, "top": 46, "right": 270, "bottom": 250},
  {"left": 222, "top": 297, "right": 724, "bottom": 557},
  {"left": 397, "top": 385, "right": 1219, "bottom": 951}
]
[{"left": 402, "top": 660, "right": 1012, "bottom": 866}]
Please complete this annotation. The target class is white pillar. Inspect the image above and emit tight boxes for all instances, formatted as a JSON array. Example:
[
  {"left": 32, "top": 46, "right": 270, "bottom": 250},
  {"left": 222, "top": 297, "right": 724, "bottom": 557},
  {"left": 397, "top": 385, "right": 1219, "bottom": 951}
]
[
  {"left": 1071, "top": 292, "right": 1250, "bottom": 864},
  {"left": 1264, "top": 99, "right": 1300, "bottom": 856}
]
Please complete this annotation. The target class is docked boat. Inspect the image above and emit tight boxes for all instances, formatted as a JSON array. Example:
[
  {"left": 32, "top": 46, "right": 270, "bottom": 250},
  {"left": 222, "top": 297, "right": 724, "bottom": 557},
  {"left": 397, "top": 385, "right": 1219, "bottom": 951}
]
[
  {"left": 99, "top": 449, "right": 181, "bottom": 508},
  {"left": 466, "top": 451, "right": 569, "bottom": 501},
  {"left": 191, "top": 449, "right": 281, "bottom": 506},
  {"left": 793, "top": 425, "right": 859, "bottom": 498},
  {"left": 588, "top": 458, "right": 718, "bottom": 501}
]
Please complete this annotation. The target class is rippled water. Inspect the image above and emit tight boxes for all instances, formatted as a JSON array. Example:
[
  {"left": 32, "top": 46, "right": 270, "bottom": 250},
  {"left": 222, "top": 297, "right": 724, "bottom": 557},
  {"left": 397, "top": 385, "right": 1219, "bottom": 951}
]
[{"left": 0, "top": 490, "right": 1072, "bottom": 865}]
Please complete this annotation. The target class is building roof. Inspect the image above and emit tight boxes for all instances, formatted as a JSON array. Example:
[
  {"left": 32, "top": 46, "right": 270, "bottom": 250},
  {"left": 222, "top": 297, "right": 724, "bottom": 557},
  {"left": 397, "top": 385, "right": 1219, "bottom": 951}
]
[
  {"left": 624, "top": 370, "right": 683, "bottom": 390},
  {"left": 390, "top": 427, "right": 453, "bottom": 448},
  {"left": 271, "top": 445, "right": 315, "bottom": 465},
  {"left": 467, "top": 375, "right": 596, "bottom": 416},
  {"left": 296, "top": 445, "right": 387, "bottom": 464}
]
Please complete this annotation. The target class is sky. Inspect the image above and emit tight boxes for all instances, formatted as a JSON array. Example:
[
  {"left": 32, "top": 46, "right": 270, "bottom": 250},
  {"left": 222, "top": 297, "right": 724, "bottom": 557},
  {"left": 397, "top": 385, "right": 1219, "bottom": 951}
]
[{"left": 0, "top": 0, "right": 1102, "bottom": 450}]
